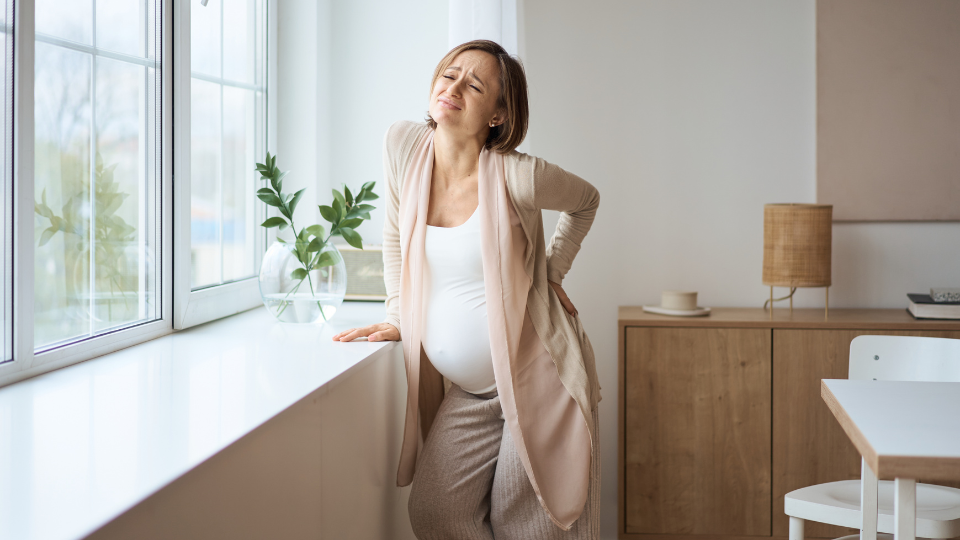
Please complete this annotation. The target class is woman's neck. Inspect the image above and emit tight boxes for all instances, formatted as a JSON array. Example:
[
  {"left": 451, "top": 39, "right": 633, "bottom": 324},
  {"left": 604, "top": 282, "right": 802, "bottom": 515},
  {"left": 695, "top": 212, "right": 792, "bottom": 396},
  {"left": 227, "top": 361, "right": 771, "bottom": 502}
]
[{"left": 432, "top": 124, "right": 488, "bottom": 187}]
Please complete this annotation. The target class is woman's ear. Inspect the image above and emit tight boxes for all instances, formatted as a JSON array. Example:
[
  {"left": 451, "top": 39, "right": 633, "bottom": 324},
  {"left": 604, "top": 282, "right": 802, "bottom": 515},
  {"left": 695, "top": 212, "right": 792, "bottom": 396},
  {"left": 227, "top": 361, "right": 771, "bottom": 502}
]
[{"left": 490, "top": 110, "right": 506, "bottom": 128}]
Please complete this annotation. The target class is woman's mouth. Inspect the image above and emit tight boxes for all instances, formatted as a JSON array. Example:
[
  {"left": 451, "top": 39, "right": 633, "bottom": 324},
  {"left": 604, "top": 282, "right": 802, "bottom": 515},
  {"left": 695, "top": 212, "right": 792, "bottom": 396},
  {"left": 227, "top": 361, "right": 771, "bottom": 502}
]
[{"left": 438, "top": 96, "right": 461, "bottom": 110}]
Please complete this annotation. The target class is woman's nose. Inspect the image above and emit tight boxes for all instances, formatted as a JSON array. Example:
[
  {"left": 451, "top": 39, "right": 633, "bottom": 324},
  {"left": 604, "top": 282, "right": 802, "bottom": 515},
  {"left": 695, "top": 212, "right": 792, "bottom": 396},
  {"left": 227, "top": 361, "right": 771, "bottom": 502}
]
[{"left": 446, "top": 79, "right": 464, "bottom": 98}]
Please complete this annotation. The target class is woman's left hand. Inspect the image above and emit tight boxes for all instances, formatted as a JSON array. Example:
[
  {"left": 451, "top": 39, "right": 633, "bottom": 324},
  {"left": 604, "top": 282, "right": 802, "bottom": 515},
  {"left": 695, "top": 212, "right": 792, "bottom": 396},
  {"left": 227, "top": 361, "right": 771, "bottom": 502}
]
[{"left": 548, "top": 280, "right": 578, "bottom": 317}]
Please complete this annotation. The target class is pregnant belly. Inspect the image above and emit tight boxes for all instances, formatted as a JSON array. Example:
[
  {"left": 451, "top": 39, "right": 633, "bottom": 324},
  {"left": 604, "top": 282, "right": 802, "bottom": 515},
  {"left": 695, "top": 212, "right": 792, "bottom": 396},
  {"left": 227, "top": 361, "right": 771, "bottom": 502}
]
[{"left": 421, "top": 292, "right": 497, "bottom": 394}]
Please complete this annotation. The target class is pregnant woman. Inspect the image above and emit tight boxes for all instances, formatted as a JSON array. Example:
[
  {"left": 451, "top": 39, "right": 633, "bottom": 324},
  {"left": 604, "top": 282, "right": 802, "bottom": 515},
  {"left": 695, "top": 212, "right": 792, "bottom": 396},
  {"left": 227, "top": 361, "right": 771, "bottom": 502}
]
[{"left": 332, "top": 39, "right": 601, "bottom": 539}]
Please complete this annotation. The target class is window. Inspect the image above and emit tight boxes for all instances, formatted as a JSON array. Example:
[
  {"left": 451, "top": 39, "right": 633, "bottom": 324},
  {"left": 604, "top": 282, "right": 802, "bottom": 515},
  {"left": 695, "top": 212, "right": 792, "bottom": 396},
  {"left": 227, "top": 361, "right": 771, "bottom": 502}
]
[
  {"left": 33, "top": 0, "right": 162, "bottom": 353},
  {"left": 0, "top": 0, "right": 276, "bottom": 387},
  {"left": 174, "top": 0, "right": 272, "bottom": 330},
  {"left": 190, "top": 0, "right": 266, "bottom": 290}
]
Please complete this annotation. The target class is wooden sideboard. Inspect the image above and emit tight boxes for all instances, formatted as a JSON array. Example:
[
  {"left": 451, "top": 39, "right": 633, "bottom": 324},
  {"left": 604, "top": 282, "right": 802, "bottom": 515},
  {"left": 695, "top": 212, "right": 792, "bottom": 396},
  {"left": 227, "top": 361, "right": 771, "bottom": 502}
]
[{"left": 617, "top": 307, "right": 960, "bottom": 540}]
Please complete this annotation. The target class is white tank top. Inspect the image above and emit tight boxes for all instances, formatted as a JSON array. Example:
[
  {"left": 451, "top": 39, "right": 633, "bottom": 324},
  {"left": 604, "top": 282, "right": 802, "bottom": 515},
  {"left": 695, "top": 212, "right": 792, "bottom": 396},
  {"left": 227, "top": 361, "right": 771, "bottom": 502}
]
[{"left": 421, "top": 205, "right": 497, "bottom": 394}]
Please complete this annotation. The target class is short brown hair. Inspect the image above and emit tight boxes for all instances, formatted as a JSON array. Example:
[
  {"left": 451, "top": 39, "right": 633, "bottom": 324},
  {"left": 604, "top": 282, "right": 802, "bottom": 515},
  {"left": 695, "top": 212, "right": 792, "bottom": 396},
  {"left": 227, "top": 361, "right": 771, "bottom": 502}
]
[{"left": 425, "top": 40, "right": 529, "bottom": 154}]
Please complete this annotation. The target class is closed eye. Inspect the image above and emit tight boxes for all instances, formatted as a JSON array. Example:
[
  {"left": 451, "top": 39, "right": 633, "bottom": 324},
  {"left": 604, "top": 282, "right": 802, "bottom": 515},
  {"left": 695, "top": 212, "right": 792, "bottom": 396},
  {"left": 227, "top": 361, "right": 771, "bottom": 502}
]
[{"left": 443, "top": 74, "right": 481, "bottom": 92}]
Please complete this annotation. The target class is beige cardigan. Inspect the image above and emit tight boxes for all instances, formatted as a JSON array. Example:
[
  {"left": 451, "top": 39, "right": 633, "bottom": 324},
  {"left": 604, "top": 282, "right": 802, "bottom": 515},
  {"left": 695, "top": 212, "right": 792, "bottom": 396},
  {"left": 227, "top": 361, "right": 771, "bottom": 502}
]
[{"left": 381, "top": 120, "right": 602, "bottom": 529}]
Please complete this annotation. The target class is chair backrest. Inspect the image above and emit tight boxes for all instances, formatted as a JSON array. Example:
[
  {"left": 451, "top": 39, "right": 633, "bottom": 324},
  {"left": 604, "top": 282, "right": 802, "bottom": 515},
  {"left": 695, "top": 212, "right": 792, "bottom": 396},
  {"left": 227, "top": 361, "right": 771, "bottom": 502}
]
[{"left": 848, "top": 335, "right": 960, "bottom": 382}]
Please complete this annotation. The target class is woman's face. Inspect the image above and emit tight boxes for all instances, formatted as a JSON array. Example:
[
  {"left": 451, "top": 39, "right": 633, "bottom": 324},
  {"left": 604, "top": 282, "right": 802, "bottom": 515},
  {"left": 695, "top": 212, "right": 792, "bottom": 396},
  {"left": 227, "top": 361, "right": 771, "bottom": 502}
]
[{"left": 429, "top": 49, "right": 504, "bottom": 136}]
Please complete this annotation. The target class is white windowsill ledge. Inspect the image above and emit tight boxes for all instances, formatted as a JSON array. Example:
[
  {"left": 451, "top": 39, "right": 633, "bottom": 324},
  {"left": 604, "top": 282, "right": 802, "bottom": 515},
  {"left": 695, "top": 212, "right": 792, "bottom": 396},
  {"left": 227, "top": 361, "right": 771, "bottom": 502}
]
[{"left": 0, "top": 301, "right": 396, "bottom": 540}]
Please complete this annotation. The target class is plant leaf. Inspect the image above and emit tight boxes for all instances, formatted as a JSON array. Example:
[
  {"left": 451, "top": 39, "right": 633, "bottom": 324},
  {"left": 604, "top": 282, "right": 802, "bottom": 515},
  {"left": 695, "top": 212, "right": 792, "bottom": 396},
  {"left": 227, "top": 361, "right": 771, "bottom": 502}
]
[
  {"left": 273, "top": 170, "right": 288, "bottom": 193},
  {"left": 344, "top": 185, "right": 354, "bottom": 206},
  {"left": 318, "top": 204, "right": 337, "bottom": 224},
  {"left": 356, "top": 182, "right": 376, "bottom": 203},
  {"left": 339, "top": 226, "right": 363, "bottom": 249},
  {"left": 35, "top": 201, "right": 54, "bottom": 219},
  {"left": 261, "top": 217, "right": 288, "bottom": 228},
  {"left": 306, "top": 237, "right": 325, "bottom": 252},
  {"left": 305, "top": 224, "right": 325, "bottom": 238},
  {"left": 332, "top": 197, "right": 344, "bottom": 222},
  {"left": 354, "top": 203, "right": 376, "bottom": 213},
  {"left": 102, "top": 193, "right": 124, "bottom": 216},
  {"left": 289, "top": 188, "right": 306, "bottom": 215},
  {"left": 257, "top": 190, "right": 283, "bottom": 207},
  {"left": 346, "top": 204, "right": 375, "bottom": 219},
  {"left": 332, "top": 188, "right": 346, "bottom": 209},
  {"left": 290, "top": 267, "right": 308, "bottom": 281},
  {"left": 39, "top": 227, "right": 57, "bottom": 247},
  {"left": 297, "top": 245, "right": 312, "bottom": 266},
  {"left": 315, "top": 250, "right": 337, "bottom": 268},
  {"left": 340, "top": 217, "right": 363, "bottom": 229},
  {"left": 361, "top": 191, "right": 379, "bottom": 201}
]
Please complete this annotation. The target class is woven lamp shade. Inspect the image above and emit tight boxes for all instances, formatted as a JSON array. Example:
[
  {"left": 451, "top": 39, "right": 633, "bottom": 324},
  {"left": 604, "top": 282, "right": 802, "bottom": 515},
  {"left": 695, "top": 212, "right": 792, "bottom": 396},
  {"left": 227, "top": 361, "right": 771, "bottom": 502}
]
[{"left": 763, "top": 204, "right": 832, "bottom": 287}]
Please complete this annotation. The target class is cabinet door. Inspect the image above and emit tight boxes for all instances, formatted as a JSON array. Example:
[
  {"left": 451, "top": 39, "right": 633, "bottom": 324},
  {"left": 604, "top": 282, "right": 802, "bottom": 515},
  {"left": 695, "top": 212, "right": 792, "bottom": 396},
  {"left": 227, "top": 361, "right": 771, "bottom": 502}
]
[
  {"left": 624, "top": 327, "right": 771, "bottom": 536},
  {"left": 772, "top": 329, "right": 960, "bottom": 538}
]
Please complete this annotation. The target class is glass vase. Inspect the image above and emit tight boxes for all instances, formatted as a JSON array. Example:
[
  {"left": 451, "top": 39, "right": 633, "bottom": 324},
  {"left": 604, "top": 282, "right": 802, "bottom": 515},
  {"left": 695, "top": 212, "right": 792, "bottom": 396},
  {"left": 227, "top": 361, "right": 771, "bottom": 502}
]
[{"left": 258, "top": 240, "right": 347, "bottom": 324}]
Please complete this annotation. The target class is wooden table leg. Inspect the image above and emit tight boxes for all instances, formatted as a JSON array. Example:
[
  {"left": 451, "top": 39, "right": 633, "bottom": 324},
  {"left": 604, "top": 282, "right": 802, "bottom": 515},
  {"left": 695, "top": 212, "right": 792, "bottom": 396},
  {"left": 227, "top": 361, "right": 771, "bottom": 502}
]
[
  {"left": 894, "top": 477, "right": 916, "bottom": 540},
  {"left": 860, "top": 458, "right": 878, "bottom": 540}
]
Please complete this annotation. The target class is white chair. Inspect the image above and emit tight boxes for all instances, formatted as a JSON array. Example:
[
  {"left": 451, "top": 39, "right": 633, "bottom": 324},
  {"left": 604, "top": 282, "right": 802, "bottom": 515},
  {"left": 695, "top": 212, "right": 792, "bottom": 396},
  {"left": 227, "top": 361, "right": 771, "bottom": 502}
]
[{"left": 785, "top": 335, "right": 960, "bottom": 540}]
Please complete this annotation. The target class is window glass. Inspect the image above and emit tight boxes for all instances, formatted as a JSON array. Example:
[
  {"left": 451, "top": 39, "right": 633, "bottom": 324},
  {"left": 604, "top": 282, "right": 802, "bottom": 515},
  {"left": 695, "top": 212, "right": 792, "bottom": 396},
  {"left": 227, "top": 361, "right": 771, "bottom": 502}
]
[
  {"left": 190, "top": 79, "right": 221, "bottom": 288},
  {"left": 190, "top": 0, "right": 265, "bottom": 289},
  {"left": 190, "top": 0, "right": 219, "bottom": 79},
  {"left": 223, "top": 1, "right": 255, "bottom": 85},
  {"left": 36, "top": 0, "right": 93, "bottom": 45},
  {"left": 33, "top": 0, "right": 161, "bottom": 351},
  {"left": 95, "top": 0, "right": 143, "bottom": 57}
]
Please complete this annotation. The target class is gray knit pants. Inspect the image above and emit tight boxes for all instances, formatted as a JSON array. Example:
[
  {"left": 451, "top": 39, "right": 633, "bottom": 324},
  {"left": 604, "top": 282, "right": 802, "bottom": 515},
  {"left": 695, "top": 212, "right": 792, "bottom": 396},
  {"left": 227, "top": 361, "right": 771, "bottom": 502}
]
[{"left": 408, "top": 383, "right": 601, "bottom": 539}]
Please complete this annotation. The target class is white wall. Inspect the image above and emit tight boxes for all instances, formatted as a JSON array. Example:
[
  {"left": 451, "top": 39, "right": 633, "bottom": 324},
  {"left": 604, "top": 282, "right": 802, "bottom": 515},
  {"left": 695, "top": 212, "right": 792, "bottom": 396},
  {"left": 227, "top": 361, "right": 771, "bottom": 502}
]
[
  {"left": 326, "top": 0, "right": 449, "bottom": 246},
  {"left": 522, "top": 1, "right": 960, "bottom": 538},
  {"left": 277, "top": 0, "right": 323, "bottom": 231},
  {"left": 278, "top": 0, "right": 451, "bottom": 247}
]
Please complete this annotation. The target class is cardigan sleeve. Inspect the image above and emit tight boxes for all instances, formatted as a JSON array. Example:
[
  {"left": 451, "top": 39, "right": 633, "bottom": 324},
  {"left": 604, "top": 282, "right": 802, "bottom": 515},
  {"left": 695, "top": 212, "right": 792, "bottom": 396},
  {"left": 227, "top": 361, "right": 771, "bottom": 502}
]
[
  {"left": 380, "top": 123, "right": 404, "bottom": 334},
  {"left": 533, "top": 157, "right": 601, "bottom": 285}
]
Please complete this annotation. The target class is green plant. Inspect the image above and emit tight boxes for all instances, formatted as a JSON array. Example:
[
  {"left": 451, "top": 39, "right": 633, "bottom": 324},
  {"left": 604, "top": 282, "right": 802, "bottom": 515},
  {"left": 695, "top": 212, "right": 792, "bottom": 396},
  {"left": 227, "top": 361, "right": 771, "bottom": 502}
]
[
  {"left": 34, "top": 153, "right": 138, "bottom": 314},
  {"left": 255, "top": 152, "right": 378, "bottom": 319}
]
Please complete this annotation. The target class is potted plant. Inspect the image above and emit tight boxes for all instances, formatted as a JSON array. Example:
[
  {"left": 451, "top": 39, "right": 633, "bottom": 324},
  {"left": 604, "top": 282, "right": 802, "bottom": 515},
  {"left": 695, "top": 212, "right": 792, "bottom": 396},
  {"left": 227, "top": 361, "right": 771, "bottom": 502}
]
[{"left": 255, "top": 152, "right": 378, "bottom": 324}]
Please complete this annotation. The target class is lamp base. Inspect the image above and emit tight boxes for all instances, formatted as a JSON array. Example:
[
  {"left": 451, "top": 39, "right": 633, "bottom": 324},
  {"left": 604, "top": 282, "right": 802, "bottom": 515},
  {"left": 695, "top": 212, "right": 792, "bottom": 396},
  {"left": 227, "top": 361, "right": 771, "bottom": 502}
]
[{"left": 766, "top": 286, "right": 829, "bottom": 320}]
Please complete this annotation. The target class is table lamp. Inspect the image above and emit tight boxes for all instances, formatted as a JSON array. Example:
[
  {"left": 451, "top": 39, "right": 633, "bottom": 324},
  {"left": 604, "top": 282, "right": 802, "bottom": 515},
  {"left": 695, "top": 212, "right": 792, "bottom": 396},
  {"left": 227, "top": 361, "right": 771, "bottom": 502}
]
[{"left": 762, "top": 204, "right": 833, "bottom": 317}]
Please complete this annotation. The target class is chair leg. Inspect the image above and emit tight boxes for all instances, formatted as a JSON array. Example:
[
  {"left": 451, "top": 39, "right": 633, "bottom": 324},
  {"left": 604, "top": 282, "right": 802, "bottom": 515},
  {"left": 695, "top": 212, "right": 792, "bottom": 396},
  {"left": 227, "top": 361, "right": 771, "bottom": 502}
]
[
  {"left": 861, "top": 458, "right": 878, "bottom": 540},
  {"left": 789, "top": 516, "right": 805, "bottom": 540},
  {"left": 894, "top": 478, "right": 917, "bottom": 540}
]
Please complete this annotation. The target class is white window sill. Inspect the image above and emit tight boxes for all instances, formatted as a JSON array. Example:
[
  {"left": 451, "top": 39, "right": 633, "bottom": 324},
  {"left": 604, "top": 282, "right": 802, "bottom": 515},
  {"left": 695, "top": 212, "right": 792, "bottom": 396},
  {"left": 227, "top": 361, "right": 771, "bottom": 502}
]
[{"left": 0, "top": 301, "right": 395, "bottom": 540}]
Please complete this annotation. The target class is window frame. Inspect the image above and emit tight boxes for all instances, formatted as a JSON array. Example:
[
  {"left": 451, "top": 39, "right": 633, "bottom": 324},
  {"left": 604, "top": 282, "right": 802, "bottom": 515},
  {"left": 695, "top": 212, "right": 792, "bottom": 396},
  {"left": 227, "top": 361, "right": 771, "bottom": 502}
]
[
  {"left": 0, "top": 0, "right": 172, "bottom": 388},
  {"left": 173, "top": 0, "right": 277, "bottom": 330},
  {"left": 0, "top": 0, "right": 278, "bottom": 388}
]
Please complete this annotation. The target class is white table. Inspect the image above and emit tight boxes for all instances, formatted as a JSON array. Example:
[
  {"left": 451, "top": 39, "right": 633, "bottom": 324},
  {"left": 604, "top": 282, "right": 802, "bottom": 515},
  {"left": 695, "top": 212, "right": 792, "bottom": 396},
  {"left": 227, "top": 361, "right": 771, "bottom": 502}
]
[{"left": 821, "top": 379, "right": 960, "bottom": 540}]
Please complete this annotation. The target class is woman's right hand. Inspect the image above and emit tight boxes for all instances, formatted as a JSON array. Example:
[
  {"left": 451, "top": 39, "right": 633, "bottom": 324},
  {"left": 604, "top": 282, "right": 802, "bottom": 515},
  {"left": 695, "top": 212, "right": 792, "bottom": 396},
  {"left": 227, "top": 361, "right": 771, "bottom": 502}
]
[{"left": 331, "top": 322, "right": 400, "bottom": 342}]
